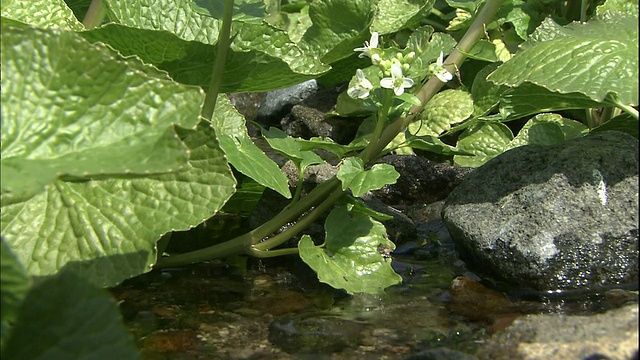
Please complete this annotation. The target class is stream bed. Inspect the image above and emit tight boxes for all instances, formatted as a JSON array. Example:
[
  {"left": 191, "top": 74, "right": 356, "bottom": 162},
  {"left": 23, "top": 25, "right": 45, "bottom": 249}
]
[{"left": 110, "top": 202, "right": 637, "bottom": 359}]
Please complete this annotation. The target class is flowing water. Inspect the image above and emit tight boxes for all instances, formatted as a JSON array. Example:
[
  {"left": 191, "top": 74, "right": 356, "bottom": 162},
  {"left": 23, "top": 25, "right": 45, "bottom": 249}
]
[{"left": 111, "top": 202, "right": 636, "bottom": 359}]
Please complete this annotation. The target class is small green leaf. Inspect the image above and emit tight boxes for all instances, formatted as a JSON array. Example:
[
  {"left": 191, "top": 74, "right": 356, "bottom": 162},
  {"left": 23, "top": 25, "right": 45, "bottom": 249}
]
[
  {"left": 454, "top": 122, "right": 514, "bottom": 167},
  {"left": 260, "top": 127, "right": 324, "bottom": 170},
  {"left": 488, "top": 14, "right": 639, "bottom": 105},
  {"left": 1, "top": 0, "right": 83, "bottom": 30},
  {"left": 298, "top": 206, "right": 402, "bottom": 294},
  {"left": 505, "top": 113, "right": 585, "bottom": 150},
  {"left": 3, "top": 270, "right": 140, "bottom": 359},
  {"left": 212, "top": 97, "right": 292, "bottom": 198},
  {"left": 218, "top": 134, "right": 291, "bottom": 199},
  {"left": 415, "top": 89, "right": 474, "bottom": 136},
  {"left": 337, "top": 157, "right": 399, "bottom": 197},
  {"left": 297, "top": 137, "right": 366, "bottom": 159}
]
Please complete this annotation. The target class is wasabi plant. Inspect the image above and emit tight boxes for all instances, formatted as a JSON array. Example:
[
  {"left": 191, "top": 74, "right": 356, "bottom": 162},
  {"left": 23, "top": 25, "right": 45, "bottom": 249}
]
[{"left": 1, "top": 0, "right": 637, "bottom": 357}]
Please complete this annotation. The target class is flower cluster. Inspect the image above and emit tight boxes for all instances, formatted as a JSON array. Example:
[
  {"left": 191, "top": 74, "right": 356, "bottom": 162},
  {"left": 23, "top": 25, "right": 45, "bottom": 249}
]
[{"left": 348, "top": 32, "right": 453, "bottom": 100}]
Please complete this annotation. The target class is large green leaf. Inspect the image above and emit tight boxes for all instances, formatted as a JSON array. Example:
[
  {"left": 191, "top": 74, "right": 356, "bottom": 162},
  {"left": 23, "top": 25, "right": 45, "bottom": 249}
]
[
  {"left": 2, "top": 124, "right": 237, "bottom": 287},
  {"left": 1, "top": 0, "right": 83, "bottom": 30},
  {"left": 3, "top": 269, "right": 140, "bottom": 359},
  {"left": 298, "top": 0, "right": 376, "bottom": 64},
  {"left": 1, "top": 238, "right": 32, "bottom": 348},
  {"left": 488, "top": 13, "right": 639, "bottom": 105},
  {"left": 499, "top": 83, "right": 605, "bottom": 121},
  {"left": 212, "top": 97, "right": 291, "bottom": 198},
  {"left": 337, "top": 157, "right": 399, "bottom": 197},
  {"left": 82, "top": 0, "right": 330, "bottom": 92},
  {"left": 190, "top": 0, "right": 267, "bottom": 24},
  {"left": 1, "top": 25, "right": 204, "bottom": 202},
  {"left": 298, "top": 206, "right": 402, "bottom": 294},
  {"left": 372, "top": 0, "right": 435, "bottom": 35}
]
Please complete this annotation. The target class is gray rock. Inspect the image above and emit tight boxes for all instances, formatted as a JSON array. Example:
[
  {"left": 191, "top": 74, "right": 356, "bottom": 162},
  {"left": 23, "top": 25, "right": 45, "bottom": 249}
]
[
  {"left": 476, "top": 304, "right": 639, "bottom": 360},
  {"left": 442, "top": 131, "right": 639, "bottom": 291},
  {"left": 256, "top": 80, "right": 319, "bottom": 126}
]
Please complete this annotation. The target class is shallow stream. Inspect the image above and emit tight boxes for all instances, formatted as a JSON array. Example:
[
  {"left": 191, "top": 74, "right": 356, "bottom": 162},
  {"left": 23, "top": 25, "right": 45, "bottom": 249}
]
[{"left": 111, "top": 202, "right": 635, "bottom": 359}]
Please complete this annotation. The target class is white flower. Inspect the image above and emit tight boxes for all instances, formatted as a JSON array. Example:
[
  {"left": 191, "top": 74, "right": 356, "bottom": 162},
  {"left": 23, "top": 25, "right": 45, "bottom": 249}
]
[
  {"left": 429, "top": 51, "right": 453, "bottom": 83},
  {"left": 347, "top": 69, "right": 373, "bottom": 99},
  {"left": 380, "top": 63, "right": 414, "bottom": 96},
  {"left": 354, "top": 32, "right": 379, "bottom": 59}
]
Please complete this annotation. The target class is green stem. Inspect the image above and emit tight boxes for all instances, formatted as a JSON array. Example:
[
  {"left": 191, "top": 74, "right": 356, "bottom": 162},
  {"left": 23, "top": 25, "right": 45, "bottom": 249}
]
[
  {"left": 248, "top": 247, "right": 300, "bottom": 258},
  {"left": 82, "top": 0, "right": 106, "bottom": 29},
  {"left": 361, "top": 90, "right": 394, "bottom": 162},
  {"left": 201, "top": 0, "right": 235, "bottom": 121},
  {"left": 251, "top": 186, "right": 344, "bottom": 251},
  {"left": 360, "top": 0, "right": 507, "bottom": 164},
  {"left": 616, "top": 103, "right": 639, "bottom": 120},
  {"left": 155, "top": 177, "right": 341, "bottom": 267}
]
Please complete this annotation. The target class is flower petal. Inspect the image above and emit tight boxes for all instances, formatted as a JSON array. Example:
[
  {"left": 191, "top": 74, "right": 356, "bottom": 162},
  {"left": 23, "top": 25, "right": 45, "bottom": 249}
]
[{"left": 380, "top": 78, "right": 394, "bottom": 89}]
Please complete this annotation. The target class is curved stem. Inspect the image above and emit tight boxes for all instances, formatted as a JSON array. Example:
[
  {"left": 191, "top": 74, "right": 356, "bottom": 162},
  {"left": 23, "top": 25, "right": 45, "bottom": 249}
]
[
  {"left": 154, "top": 177, "right": 342, "bottom": 267},
  {"left": 82, "top": 0, "right": 106, "bottom": 29},
  {"left": 360, "top": 0, "right": 507, "bottom": 164},
  {"left": 615, "top": 103, "right": 639, "bottom": 120},
  {"left": 201, "top": 0, "right": 234, "bottom": 121},
  {"left": 251, "top": 186, "right": 344, "bottom": 251}
]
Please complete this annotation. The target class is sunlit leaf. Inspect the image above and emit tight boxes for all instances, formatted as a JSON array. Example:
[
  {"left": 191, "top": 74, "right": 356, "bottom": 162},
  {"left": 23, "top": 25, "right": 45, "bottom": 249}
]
[
  {"left": 2, "top": 125, "right": 237, "bottom": 287},
  {"left": 337, "top": 157, "right": 399, "bottom": 197},
  {"left": 1, "top": 24, "right": 203, "bottom": 203},
  {"left": 1, "top": 0, "right": 83, "bottom": 30},
  {"left": 298, "top": 206, "right": 402, "bottom": 294},
  {"left": 488, "top": 14, "right": 639, "bottom": 105}
]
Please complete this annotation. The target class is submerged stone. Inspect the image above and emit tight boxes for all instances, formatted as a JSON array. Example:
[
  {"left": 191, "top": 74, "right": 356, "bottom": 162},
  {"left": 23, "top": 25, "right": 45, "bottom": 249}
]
[
  {"left": 442, "top": 131, "right": 639, "bottom": 291},
  {"left": 268, "top": 315, "right": 364, "bottom": 354}
]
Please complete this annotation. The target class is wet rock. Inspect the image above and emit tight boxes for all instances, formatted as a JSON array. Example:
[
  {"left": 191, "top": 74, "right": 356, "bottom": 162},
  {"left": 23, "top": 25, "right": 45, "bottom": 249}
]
[
  {"left": 406, "top": 347, "right": 478, "bottom": 360},
  {"left": 442, "top": 131, "right": 639, "bottom": 291},
  {"left": 446, "top": 276, "right": 521, "bottom": 332},
  {"left": 373, "top": 155, "right": 473, "bottom": 206},
  {"left": 281, "top": 104, "right": 362, "bottom": 144},
  {"left": 256, "top": 80, "right": 319, "bottom": 126},
  {"left": 268, "top": 315, "right": 364, "bottom": 354},
  {"left": 476, "top": 303, "right": 639, "bottom": 360}
]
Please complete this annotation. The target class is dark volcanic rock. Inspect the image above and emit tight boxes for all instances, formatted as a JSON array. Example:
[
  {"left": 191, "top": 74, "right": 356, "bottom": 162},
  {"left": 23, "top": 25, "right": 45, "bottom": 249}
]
[
  {"left": 373, "top": 155, "right": 473, "bottom": 206},
  {"left": 442, "top": 131, "right": 639, "bottom": 291}
]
